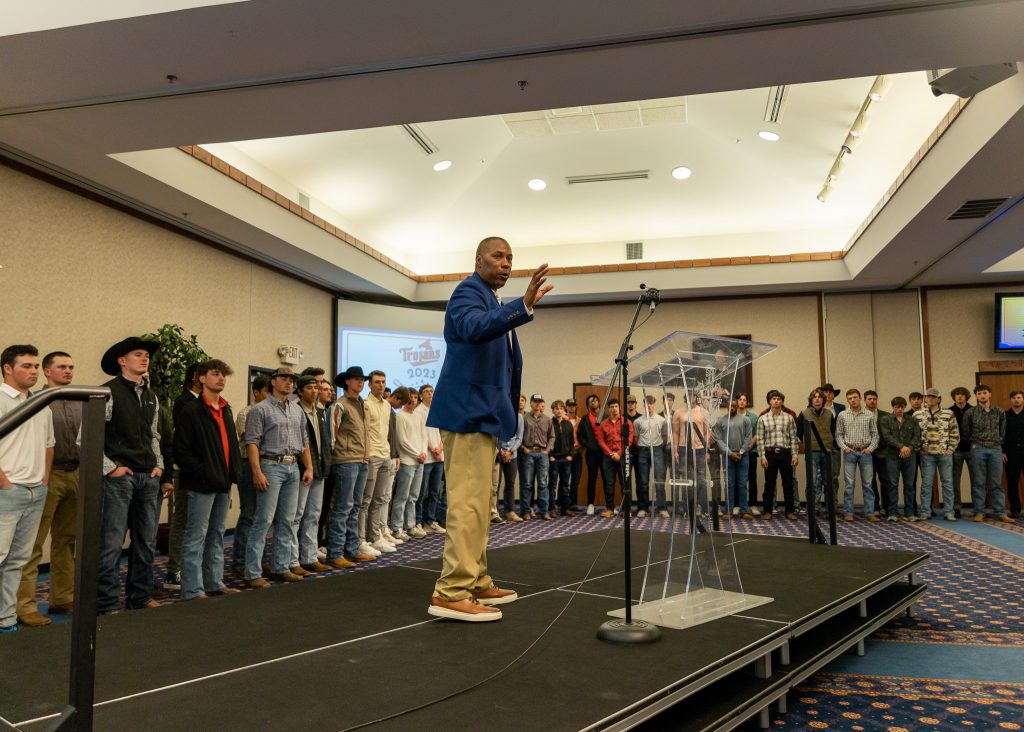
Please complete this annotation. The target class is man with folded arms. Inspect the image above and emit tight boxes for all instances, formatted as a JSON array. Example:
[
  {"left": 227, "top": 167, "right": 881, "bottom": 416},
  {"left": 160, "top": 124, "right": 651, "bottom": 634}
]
[
  {"left": 0, "top": 345, "right": 54, "bottom": 633},
  {"left": 426, "top": 236, "right": 551, "bottom": 621},
  {"left": 879, "top": 397, "right": 922, "bottom": 521},
  {"left": 175, "top": 359, "right": 242, "bottom": 599},
  {"left": 17, "top": 351, "right": 77, "bottom": 626},
  {"left": 244, "top": 367, "right": 312, "bottom": 587}
]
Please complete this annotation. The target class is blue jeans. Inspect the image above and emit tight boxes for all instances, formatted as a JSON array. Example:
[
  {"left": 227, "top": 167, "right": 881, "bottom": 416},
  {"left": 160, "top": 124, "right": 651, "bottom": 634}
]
[
  {"left": 0, "top": 484, "right": 47, "bottom": 628},
  {"left": 886, "top": 457, "right": 917, "bottom": 517},
  {"left": 326, "top": 463, "right": 367, "bottom": 560},
  {"left": 549, "top": 458, "right": 572, "bottom": 512},
  {"left": 98, "top": 473, "right": 160, "bottom": 612},
  {"left": 292, "top": 477, "right": 324, "bottom": 566},
  {"left": 232, "top": 462, "right": 257, "bottom": 572},
  {"left": 245, "top": 461, "right": 300, "bottom": 578},
  {"left": 970, "top": 445, "right": 1006, "bottom": 516},
  {"left": 391, "top": 463, "right": 423, "bottom": 532},
  {"left": 418, "top": 461, "right": 444, "bottom": 525},
  {"left": 726, "top": 453, "right": 750, "bottom": 513},
  {"left": 636, "top": 446, "right": 667, "bottom": 511},
  {"left": 181, "top": 490, "right": 230, "bottom": 599},
  {"left": 519, "top": 451, "right": 550, "bottom": 516},
  {"left": 842, "top": 451, "right": 875, "bottom": 515},
  {"left": 919, "top": 453, "right": 955, "bottom": 518}
]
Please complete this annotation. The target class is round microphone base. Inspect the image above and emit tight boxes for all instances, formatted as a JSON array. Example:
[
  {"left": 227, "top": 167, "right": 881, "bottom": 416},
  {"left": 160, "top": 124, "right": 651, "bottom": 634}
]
[{"left": 597, "top": 618, "right": 661, "bottom": 644}]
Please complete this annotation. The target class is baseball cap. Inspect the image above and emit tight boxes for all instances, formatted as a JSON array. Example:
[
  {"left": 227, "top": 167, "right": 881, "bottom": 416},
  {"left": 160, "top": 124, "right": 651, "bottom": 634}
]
[
  {"left": 530, "top": 393, "right": 544, "bottom": 402},
  {"left": 925, "top": 387, "right": 942, "bottom": 398}
]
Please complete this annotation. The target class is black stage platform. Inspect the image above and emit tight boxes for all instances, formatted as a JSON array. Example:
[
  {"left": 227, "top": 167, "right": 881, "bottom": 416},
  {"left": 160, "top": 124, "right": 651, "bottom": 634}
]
[{"left": 0, "top": 531, "right": 927, "bottom": 732}]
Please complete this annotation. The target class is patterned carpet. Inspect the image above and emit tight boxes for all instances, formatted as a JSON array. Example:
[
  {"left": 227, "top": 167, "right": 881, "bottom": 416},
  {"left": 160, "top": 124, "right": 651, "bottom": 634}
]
[{"left": 29, "top": 511, "right": 1024, "bottom": 730}]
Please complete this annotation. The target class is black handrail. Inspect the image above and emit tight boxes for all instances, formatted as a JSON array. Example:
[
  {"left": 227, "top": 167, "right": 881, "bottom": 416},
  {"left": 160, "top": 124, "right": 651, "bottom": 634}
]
[{"left": 0, "top": 385, "right": 110, "bottom": 732}]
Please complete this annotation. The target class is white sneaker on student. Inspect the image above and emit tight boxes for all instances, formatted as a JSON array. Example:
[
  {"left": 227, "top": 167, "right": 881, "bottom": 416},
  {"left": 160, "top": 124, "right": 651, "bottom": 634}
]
[
  {"left": 384, "top": 528, "right": 404, "bottom": 545},
  {"left": 751, "top": 506, "right": 762, "bottom": 516},
  {"left": 658, "top": 510, "right": 670, "bottom": 518},
  {"left": 409, "top": 526, "right": 427, "bottom": 538},
  {"left": 731, "top": 507, "right": 740, "bottom": 516},
  {"left": 586, "top": 504, "right": 595, "bottom": 516},
  {"left": 637, "top": 510, "right": 648, "bottom": 518},
  {"left": 359, "top": 541, "right": 381, "bottom": 557},
  {"left": 317, "top": 546, "right": 327, "bottom": 561},
  {"left": 371, "top": 539, "right": 397, "bottom": 553},
  {"left": 428, "top": 522, "right": 447, "bottom": 534},
  {"left": 395, "top": 529, "right": 411, "bottom": 541}
]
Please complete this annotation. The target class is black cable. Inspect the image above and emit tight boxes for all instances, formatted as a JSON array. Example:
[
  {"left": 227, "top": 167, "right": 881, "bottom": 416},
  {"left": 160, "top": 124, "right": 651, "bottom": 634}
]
[{"left": 335, "top": 523, "right": 620, "bottom": 732}]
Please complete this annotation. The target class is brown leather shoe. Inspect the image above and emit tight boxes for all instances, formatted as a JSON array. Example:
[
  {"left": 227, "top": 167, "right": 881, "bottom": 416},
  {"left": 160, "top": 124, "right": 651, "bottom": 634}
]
[
  {"left": 17, "top": 611, "right": 51, "bottom": 627},
  {"left": 48, "top": 603, "right": 74, "bottom": 615},
  {"left": 600, "top": 509, "right": 614, "bottom": 518},
  {"left": 472, "top": 586, "right": 518, "bottom": 606},
  {"left": 542, "top": 514, "right": 554, "bottom": 521},
  {"left": 208, "top": 587, "right": 241, "bottom": 595},
  {"left": 274, "top": 571, "right": 303, "bottom": 583},
  {"left": 785, "top": 513, "right": 798, "bottom": 520},
  {"left": 326, "top": 557, "right": 356, "bottom": 569},
  {"left": 868, "top": 515, "right": 879, "bottom": 523},
  {"left": 301, "top": 561, "right": 333, "bottom": 572},
  {"left": 741, "top": 512, "right": 754, "bottom": 520},
  {"left": 349, "top": 553, "right": 375, "bottom": 563},
  {"left": 246, "top": 577, "right": 271, "bottom": 589},
  {"left": 763, "top": 513, "right": 773, "bottom": 520},
  {"left": 999, "top": 515, "right": 1014, "bottom": 523},
  {"left": 289, "top": 566, "right": 312, "bottom": 577},
  {"left": 137, "top": 599, "right": 161, "bottom": 609},
  {"left": 844, "top": 515, "right": 854, "bottom": 522},
  {"left": 564, "top": 509, "right": 579, "bottom": 517},
  {"left": 427, "top": 595, "right": 502, "bottom": 622}
]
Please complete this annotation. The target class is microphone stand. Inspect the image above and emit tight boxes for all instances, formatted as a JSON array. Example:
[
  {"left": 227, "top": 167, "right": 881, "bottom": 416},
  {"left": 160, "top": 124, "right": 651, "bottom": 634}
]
[{"left": 598, "top": 285, "right": 662, "bottom": 644}]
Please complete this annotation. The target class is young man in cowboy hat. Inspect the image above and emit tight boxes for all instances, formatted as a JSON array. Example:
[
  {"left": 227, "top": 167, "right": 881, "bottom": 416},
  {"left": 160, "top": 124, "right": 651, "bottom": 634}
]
[
  {"left": 325, "top": 366, "right": 376, "bottom": 567},
  {"left": 243, "top": 367, "right": 313, "bottom": 587},
  {"left": 96, "top": 336, "right": 166, "bottom": 613}
]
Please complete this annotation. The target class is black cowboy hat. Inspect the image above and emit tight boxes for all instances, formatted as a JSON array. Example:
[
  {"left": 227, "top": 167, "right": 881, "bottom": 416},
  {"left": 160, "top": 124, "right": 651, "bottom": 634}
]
[
  {"left": 334, "top": 365, "right": 367, "bottom": 387},
  {"left": 101, "top": 337, "right": 160, "bottom": 376}
]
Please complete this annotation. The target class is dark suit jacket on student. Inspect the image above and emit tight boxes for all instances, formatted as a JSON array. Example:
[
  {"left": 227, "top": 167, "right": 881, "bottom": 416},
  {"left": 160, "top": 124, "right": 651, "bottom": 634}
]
[
  {"left": 173, "top": 395, "right": 241, "bottom": 494},
  {"left": 428, "top": 271, "right": 532, "bottom": 441}
]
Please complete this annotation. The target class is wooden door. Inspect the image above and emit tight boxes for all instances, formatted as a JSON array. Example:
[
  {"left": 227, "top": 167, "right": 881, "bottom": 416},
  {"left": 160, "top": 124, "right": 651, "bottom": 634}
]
[{"left": 976, "top": 368, "right": 1024, "bottom": 510}]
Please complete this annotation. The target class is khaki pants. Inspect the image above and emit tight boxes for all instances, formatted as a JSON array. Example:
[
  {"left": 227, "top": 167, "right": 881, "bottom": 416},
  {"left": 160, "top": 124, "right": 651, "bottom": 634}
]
[
  {"left": 435, "top": 431, "right": 497, "bottom": 601},
  {"left": 18, "top": 468, "right": 78, "bottom": 615}
]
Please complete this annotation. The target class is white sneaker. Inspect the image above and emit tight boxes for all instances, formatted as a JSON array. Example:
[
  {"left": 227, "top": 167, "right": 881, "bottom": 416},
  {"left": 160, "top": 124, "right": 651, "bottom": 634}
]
[
  {"left": 586, "top": 504, "right": 595, "bottom": 516},
  {"left": 395, "top": 529, "right": 411, "bottom": 541},
  {"left": 409, "top": 526, "right": 427, "bottom": 538},
  {"left": 659, "top": 509, "right": 670, "bottom": 518},
  {"left": 731, "top": 507, "right": 740, "bottom": 516},
  {"left": 751, "top": 506, "right": 762, "bottom": 516},
  {"left": 317, "top": 546, "right": 327, "bottom": 561},
  {"left": 637, "top": 510, "right": 648, "bottom": 518},
  {"left": 384, "top": 529, "right": 404, "bottom": 545},
  {"left": 371, "top": 539, "right": 397, "bottom": 553},
  {"left": 428, "top": 522, "right": 447, "bottom": 534},
  {"left": 359, "top": 541, "right": 381, "bottom": 557}
]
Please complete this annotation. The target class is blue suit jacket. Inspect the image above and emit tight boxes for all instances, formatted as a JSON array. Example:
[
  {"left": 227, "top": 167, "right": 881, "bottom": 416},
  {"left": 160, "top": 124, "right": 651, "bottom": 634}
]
[{"left": 427, "top": 272, "right": 533, "bottom": 440}]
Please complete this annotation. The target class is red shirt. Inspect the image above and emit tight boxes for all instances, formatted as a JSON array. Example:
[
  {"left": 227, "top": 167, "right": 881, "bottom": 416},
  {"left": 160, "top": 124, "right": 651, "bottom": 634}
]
[
  {"left": 203, "top": 393, "right": 231, "bottom": 469},
  {"left": 596, "top": 416, "right": 634, "bottom": 457}
]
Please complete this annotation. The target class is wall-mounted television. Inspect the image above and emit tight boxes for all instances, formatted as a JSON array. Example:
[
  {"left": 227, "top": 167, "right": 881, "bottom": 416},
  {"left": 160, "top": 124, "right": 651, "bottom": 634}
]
[{"left": 995, "top": 292, "right": 1024, "bottom": 352}]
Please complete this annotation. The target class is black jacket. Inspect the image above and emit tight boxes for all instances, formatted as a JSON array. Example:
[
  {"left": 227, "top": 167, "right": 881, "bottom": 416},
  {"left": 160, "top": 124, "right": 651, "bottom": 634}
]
[
  {"left": 303, "top": 404, "right": 331, "bottom": 480},
  {"left": 173, "top": 395, "right": 241, "bottom": 493},
  {"left": 577, "top": 412, "right": 601, "bottom": 451},
  {"left": 551, "top": 417, "right": 575, "bottom": 458}
]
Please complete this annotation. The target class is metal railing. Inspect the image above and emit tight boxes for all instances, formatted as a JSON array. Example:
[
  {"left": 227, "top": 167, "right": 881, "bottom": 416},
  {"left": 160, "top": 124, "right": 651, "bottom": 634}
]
[{"left": 0, "top": 385, "right": 110, "bottom": 732}]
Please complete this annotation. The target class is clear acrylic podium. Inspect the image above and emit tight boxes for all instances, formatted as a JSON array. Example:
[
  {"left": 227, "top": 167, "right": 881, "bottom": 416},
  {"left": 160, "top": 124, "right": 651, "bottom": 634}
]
[{"left": 593, "top": 331, "right": 777, "bottom": 630}]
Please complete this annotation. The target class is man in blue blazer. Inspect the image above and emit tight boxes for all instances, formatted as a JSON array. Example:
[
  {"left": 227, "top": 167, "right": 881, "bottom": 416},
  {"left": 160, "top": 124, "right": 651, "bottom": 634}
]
[{"left": 427, "top": 236, "right": 552, "bottom": 622}]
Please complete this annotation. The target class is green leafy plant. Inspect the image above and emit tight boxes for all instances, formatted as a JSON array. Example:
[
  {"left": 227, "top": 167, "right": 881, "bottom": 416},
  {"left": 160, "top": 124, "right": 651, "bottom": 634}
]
[{"left": 142, "top": 324, "right": 210, "bottom": 408}]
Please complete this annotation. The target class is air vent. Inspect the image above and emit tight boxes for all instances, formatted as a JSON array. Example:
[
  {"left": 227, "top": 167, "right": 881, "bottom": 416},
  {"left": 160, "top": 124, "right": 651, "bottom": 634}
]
[
  {"left": 297, "top": 191, "right": 310, "bottom": 209},
  {"left": 948, "top": 197, "right": 1009, "bottom": 220},
  {"left": 626, "top": 242, "right": 644, "bottom": 260},
  {"left": 401, "top": 124, "right": 437, "bottom": 155},
  {"left": 763, "top": 85, "right": 789, "bottom": 123},
  {"left": 566, "top": 170, "right": 649, "bottom": 185}
]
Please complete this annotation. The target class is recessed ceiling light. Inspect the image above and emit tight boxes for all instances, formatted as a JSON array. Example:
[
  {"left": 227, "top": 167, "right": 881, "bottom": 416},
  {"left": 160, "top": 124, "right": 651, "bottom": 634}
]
[
  {"left": 432, "top": 160, "right": 452, "bottom": 172},
  {"left": 670, "top": 166, "right": 692, "bottom": 180},
  {"left": 528, "top": 178, "right": 547, "bottom": 191},
  {"left": 757, "top": 130, "right": 781, "bottom": 142}
]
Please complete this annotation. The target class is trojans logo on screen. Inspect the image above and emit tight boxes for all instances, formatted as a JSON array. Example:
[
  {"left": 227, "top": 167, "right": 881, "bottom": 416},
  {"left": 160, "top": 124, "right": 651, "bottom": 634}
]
[{"left": 400, "top": 340, "right": 441, "bottom": 366}]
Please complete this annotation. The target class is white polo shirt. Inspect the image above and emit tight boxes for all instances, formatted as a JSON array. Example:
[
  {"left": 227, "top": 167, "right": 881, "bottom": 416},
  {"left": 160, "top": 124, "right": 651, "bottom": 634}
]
[{"left": 0, "top": 383, "right": 56, "bottom": 486}]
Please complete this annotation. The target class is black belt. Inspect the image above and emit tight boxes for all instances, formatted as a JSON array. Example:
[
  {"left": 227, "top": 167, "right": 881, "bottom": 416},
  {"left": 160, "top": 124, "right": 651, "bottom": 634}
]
[
  {"left": 52, "top": 463, "right": 79, "bottom": 472},
  {"left": 765, "top": 447, "right": 791, "bottom": 454}
]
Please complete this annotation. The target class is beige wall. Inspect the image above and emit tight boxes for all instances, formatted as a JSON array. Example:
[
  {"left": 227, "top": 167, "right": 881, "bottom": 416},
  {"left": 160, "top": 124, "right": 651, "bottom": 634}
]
[{"left": 927, "top": 286, "right": 1009, "bottom": 391}]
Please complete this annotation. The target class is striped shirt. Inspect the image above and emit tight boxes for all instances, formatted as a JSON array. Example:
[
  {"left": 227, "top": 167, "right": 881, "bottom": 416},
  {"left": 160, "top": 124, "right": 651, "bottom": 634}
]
[
  {"left": 756, "top": 410, "right": 799, "bottom": 453},
  {"left": 835, "top": 408, "right": 879, "bottom": 452}
]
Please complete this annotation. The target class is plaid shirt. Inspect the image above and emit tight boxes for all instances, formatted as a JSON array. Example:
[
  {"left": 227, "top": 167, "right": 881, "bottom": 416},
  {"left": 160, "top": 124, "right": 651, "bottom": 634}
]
[
  {"left": 836, "top": 408, "right": 879, "bottom": 452},
  {"left": 756, "top": 410, "right": 799, "bottom": 453},
  {"left": 914, "top": 406, "right": 959, "bottom": 455}
]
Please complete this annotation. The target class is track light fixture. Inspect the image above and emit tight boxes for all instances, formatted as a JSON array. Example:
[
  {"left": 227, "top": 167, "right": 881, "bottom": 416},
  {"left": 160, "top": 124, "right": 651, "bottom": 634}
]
[{"left": 814, "top": 74, "right": 888, "bottom": 202}]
